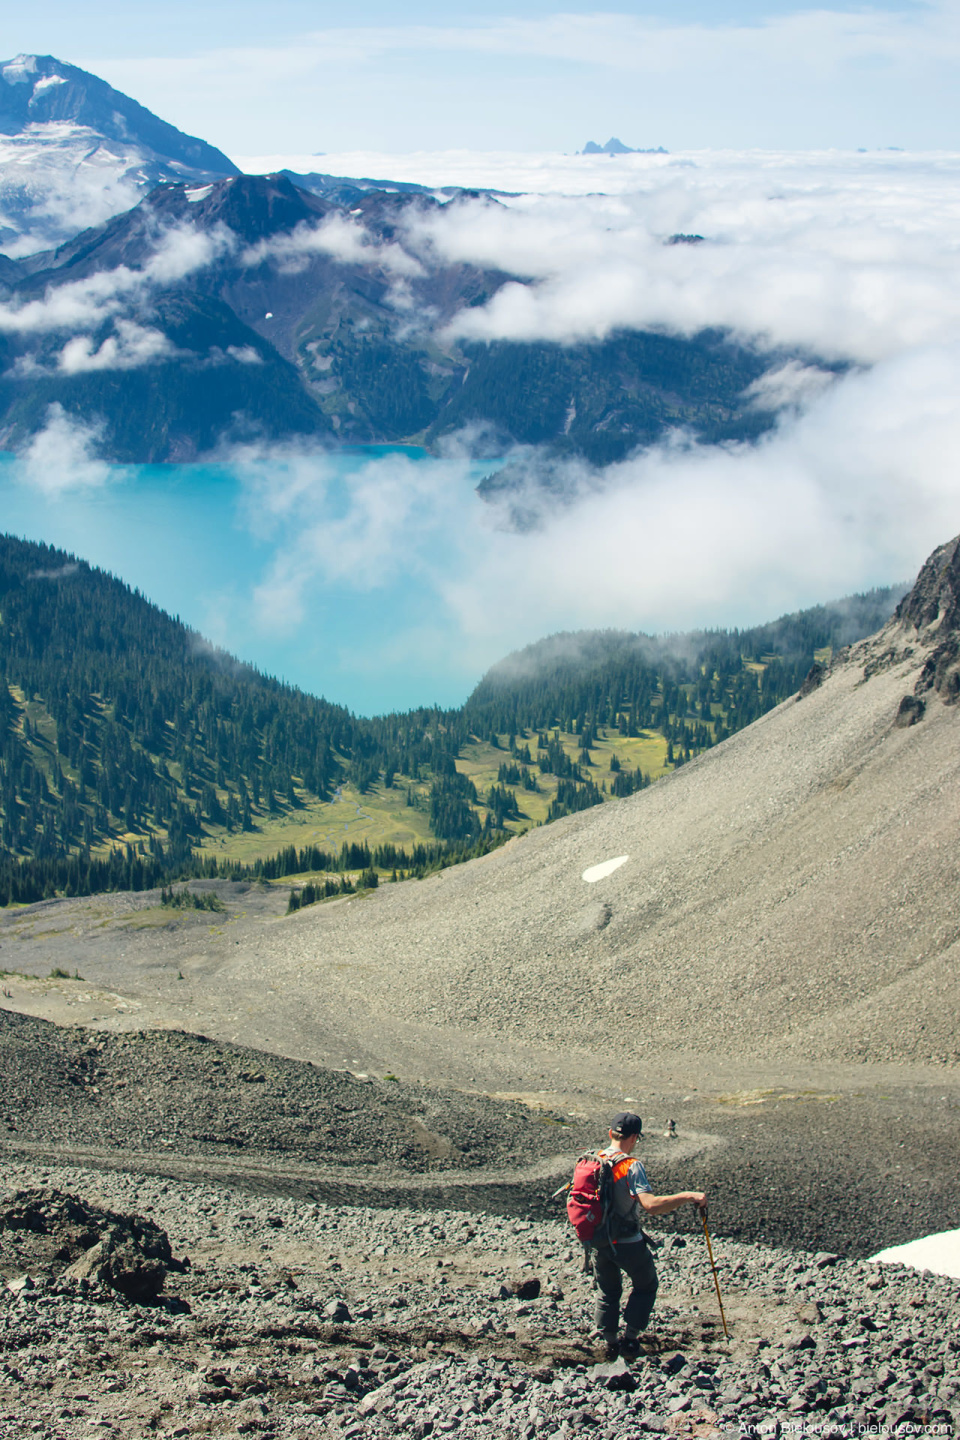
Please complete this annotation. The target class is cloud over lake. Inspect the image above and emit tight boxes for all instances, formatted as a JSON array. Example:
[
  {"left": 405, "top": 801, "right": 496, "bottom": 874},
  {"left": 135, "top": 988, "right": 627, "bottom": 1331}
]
[
  {"left": 6, "top": 148, "right": 960, "bottom": 709},
  {"left": 224, "top": 149, "right": 960, "bottom": 694}
]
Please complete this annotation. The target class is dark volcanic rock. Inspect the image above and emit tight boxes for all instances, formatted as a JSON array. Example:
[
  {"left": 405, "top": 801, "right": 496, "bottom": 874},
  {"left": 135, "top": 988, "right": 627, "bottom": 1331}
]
[
  {"left": 894, "top": 694, "right": 925, "bottom": 726},
  {"left": 798, "top": 661, "right": 827, "bottom": 697},
  {"left": 896, "top": 533, "right": 960, "bottom": 633},
  {"left": 64, "top": 1231, "right": 167, "bottom": 1301},
  {"left": 0, "top": 1186, "right": 175, "bottom": 1299},
  {"left": 896, "top": 533, "right": 960, "bottom": 701},
  {"left": 0, "top": 1009, "right": 591, "bottom": 1179},
  {"left": 510, "top": 1276, "right": 542, "bottom": 1300}
]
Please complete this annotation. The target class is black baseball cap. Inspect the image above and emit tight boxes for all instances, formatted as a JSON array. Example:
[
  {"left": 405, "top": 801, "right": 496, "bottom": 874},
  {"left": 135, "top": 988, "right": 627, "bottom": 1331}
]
[{"left": 610, "top": 1111, "right": 642, "bottom": 1137}]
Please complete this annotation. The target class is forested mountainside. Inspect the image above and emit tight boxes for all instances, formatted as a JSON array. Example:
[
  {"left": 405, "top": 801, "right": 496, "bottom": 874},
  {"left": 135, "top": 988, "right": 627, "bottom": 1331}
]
[
  {"left": 0, "top": 536, "right": 477, "bottom": 900},
  {"left": 0, "top": 534, "right": 903, "bottom": 903},
  {"left": 464, "top": 590, "right": 906, "bottom": 740},
  {"left": 1, "top": 173, "right": 794, "bottom": 465}
]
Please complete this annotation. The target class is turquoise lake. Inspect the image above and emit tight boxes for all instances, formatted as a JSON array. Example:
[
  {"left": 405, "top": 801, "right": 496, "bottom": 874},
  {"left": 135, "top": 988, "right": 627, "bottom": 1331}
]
[{"left": 0, "top": 447, "right": 502, "bottom": 716}]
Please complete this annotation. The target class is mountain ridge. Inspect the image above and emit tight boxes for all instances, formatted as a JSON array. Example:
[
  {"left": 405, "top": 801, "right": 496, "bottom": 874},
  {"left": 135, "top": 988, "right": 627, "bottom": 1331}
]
[
  {"left": 0, "top": 59, "right": 832, "bottom": 466},
  {"left": 2, "top": 165, "right": 801, "bottom": 463}
]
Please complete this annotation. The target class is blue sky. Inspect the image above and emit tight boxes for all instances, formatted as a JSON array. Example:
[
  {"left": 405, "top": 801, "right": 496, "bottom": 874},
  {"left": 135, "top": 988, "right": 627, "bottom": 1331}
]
[{"left": 5, "top": 1, "right": 958, "bottom": 154}]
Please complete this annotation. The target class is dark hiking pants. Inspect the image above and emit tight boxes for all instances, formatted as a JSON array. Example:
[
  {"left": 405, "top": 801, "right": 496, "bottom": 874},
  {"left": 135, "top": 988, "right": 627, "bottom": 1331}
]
[{"left": 592, "top": 1238, "right": 659, "bottom": 1335}]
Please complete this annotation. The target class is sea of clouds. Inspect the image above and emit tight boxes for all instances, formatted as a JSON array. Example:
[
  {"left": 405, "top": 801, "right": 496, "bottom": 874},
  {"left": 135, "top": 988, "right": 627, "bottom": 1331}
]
[
  {"left": 227, "top": 149, "right": 960, "bottom": 676},
  {"left": 6, "top": 148, "right": 960, "bottom": 698}
]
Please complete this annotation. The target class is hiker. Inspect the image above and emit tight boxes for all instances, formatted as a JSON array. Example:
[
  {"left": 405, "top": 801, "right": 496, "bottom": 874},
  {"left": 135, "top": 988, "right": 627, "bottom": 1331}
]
[{"left": 590, "top": 1111, "right": 706, "bottom": 1358}]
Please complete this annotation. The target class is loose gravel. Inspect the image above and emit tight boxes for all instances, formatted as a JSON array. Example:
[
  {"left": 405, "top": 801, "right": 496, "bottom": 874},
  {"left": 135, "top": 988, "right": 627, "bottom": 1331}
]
[{"left": 1, "top": 1161, "right": 958, "bottom": 1440}]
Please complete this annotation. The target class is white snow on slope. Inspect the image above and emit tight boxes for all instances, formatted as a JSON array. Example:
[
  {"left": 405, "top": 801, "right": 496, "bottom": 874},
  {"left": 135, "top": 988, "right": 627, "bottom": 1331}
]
[
  {"left": 0, "top": 125, "right": 147, "bottom": 255},
  {"left": 870, "top": 1229, "right": 960, "bottom": 1280},
  {"left": 2, "top": 55, "right": 37, "bottom": 84},
  {"left": 582, "top": 856, "right": 629, "bottom": 883}
]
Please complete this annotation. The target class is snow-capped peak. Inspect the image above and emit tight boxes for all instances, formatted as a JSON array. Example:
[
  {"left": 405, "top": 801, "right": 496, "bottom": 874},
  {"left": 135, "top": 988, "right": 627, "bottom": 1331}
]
[{"left": 2, "top": 53, "right": 38, "bottom": 84}]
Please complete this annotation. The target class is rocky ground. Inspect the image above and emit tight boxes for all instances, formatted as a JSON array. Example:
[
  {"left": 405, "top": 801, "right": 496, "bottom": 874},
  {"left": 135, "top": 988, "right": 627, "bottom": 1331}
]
[
  {"left": 0, "top": 1011, "right": 958, "bottom": 1439},
  {"left": 1, "top": 1159, "right": 958, "bottom": 1440},
  {"left": 1, "top": 1010, "right": 957, "bottom": 1258}
]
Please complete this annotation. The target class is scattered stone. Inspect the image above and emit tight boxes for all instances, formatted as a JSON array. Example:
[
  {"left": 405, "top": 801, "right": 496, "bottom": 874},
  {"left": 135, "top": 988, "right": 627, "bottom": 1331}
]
[
  {"left": 0, "top": 1187, "right": 176, "bottom": 1301},
  {"left": 587, "top": 1357, "right": 636, "bottom": 1392},
  {"left": 510, "top": 1276, "right": 542, "bottom": 1300}
]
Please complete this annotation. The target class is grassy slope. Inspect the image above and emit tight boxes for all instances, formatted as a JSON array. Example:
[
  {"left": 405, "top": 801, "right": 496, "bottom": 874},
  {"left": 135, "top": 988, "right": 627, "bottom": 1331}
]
[
  {"left": 456, "top": 728, "right": 670, "bottom": 830},
  {"left": 12, "top": 684, "right": 674, "bottom": 873}
]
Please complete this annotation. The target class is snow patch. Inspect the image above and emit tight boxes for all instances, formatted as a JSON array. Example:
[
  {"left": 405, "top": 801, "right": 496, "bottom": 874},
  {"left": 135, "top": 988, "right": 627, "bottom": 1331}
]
[
  {"left": 2, "top": 55, "right": 37, "bottom": 84},
  {"left": 185, "top": 185, "right": 214, "bottom": 203},
  {"left": 32, "top": 75, "right": 68, "bottom": 94},
  {"left": 582, "top": 855, "right": 629, "bottom": 883},
  {"left": 870, "top": 1228, "right": 960, "bottom": 1280}
]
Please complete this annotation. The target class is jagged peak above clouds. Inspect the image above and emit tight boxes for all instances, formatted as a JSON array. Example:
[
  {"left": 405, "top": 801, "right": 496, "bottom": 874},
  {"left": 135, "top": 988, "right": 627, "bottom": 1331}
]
[{"left": 0, "top": 53, "right": 237, "bottom": 177}]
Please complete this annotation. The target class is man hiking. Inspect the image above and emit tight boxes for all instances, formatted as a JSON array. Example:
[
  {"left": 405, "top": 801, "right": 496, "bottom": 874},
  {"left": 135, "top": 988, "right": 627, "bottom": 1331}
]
[{"left": 590, "top": 1111, "right": 707, "bottom": 1358}]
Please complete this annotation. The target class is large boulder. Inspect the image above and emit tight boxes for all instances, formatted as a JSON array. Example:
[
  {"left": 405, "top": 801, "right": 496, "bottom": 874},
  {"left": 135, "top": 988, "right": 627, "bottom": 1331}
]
[
  {"left": 895, "top": 534, "right": 960, "bottom": 702},
  {"left": 0, "top": 1187, "right": 178, "bottom": 1302}
]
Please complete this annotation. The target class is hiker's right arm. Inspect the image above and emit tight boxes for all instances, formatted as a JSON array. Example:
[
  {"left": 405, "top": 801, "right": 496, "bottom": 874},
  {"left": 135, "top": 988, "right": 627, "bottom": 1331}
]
[{"left": 639, "top": 1189, "right": 707, "bottom": 1217}]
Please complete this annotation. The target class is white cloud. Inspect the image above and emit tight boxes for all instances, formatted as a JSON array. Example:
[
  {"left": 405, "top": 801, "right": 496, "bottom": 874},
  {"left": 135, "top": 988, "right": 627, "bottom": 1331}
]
[
  {"left": 58, "top": 319, "right": 177, "bottom": 373},
  {"left": 105, "top": 7, "right": 960, "bottom": 89},
  {"left": 225, "top": 344, "right": 263, "bottom": 365},
  {"left": 438, "top": 346, "right": 960, "bottom": 646},
  {"left": 241, "top": 213, "right": 424, "bottom": 278},
  {"left": 225, "top": 441, "right": 471, "bottom": 632},
  {"left": 393, "top": 157, "right": 960, "bottom": 363},
  {"left": 0, "top": 223, "right": 234, "bottom": 336},
  {"left": 15, "top": 404, "right": 112, "bottom": 494},
  {"left": 743, "top": 361, "right": 840, "bottom": 411},
  {"left": 217, "top": 336, "right": 960, "bottom": 695}
]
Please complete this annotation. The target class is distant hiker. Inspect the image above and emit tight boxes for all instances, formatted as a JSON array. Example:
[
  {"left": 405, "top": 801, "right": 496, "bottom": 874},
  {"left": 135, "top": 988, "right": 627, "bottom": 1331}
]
[
  {"left": 569, "top": 1111, "right": 706, "bottom": 1359},
  {"left": 664, "top": 1119, "right": 678, "bottom": 1139}
]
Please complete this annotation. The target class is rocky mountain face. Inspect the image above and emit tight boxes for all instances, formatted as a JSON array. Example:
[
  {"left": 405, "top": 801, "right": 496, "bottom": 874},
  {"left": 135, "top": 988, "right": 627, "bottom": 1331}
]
[
  {"left": 0, "top": 57, "right": 809, "bottom": 465},
  {"left": 0, "top": 53, "right": 237, "bottom": 257},
  {"left": 0, "top": 166, "right": 782, "bottom": 463},
  {"left": 0, "top": 54, "right": 237, "bottom": 174},
  {"left": 896, "top": 533, "right": 960, "bottom": 702}
]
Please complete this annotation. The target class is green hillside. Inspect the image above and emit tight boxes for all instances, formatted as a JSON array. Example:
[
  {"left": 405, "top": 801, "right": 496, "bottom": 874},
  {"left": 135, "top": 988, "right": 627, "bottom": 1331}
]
[{"left": 0, "top": 533, "right": 904, "bottom": 905}]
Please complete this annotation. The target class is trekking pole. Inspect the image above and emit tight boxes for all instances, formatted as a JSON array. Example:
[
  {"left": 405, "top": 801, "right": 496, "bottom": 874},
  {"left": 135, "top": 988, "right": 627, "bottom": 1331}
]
[{"left": 700, "top": 1208, "right": 729, "bottom": 1340}]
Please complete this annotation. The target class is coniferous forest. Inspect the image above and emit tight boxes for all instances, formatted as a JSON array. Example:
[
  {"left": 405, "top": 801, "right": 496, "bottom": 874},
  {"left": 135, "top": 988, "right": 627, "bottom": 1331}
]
[{"left": 0, "top": 533, "right": 904, "bottom": 905}]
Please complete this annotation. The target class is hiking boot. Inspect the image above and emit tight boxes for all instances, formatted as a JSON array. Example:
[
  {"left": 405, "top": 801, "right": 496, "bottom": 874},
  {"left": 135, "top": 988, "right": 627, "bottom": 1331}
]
[
  {"left": 620, "top": 1334, "right": 641, "bottom": 1360},
  {"left": 598, "top": 1331, "right": 619, "bottom": 1360}
]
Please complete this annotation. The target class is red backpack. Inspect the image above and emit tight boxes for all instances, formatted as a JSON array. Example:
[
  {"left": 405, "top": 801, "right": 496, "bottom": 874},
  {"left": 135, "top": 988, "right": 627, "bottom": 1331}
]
[{"left": 566, "top": 1152, "right": 616, "bottom": 1245}]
